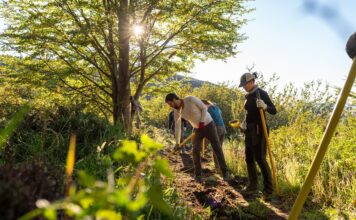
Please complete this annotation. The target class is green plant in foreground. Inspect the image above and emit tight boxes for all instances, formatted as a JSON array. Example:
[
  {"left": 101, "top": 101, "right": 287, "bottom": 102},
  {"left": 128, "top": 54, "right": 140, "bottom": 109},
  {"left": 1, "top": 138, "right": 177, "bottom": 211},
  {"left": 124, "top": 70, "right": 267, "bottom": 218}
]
[
  {"left": 20, "top": 134, "right": 173, "bottom": 220},
  {"left": 0, "top": 103, "right": 30, "bottom": 151}
]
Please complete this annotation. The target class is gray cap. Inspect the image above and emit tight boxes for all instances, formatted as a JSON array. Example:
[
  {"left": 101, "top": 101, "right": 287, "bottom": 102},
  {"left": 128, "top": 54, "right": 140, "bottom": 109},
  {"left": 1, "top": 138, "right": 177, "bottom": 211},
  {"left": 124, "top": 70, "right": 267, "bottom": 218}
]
[{"left": 239, "top": 72, "right": 255, "bottom": 87}]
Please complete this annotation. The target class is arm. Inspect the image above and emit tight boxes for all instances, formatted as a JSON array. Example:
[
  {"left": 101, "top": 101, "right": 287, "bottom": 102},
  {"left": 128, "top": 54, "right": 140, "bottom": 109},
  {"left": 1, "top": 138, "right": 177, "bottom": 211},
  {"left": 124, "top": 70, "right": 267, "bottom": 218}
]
[
  {"left": 174, "top": 110, "right": 181, "bottom": 144},
  {"left": 260, "top": 90, "right": 277, "bottom": 115},
  {"left": 168, "top": 112, "right": 173, "bottom": 130}
]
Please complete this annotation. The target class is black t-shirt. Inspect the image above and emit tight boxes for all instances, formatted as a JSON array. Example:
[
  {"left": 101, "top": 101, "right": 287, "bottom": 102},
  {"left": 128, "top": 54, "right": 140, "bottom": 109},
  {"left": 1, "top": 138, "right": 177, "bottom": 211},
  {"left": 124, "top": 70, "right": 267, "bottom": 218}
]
[{"left": 244, "top": 88, "right": 277, "bottom": 124}]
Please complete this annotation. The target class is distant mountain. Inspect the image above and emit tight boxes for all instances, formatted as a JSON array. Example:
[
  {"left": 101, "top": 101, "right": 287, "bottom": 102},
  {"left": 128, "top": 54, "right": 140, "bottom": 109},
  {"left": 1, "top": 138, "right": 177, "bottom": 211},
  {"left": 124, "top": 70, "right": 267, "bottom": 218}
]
[{"left": 170, "top": 74, "right": 214, "bottom": 88}]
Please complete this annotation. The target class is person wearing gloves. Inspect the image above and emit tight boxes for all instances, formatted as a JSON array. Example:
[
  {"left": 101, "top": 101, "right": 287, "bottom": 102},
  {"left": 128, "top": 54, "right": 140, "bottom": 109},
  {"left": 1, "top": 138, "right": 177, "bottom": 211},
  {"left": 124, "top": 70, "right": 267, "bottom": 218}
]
[
  {"left": 165, "top": 93, "right": 230, "bottom": 182},
  {"left": 238, "top": 72, "right": 277, "bottom": 195}
]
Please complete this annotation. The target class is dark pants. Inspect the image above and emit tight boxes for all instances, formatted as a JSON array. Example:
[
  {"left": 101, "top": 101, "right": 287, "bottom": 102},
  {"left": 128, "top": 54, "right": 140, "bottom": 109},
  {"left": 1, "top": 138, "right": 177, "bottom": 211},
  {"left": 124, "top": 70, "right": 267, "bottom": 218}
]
[
  {"left": 192, "top": 121, "right": 228, "bottom": 177},
  {"left": 213, "top": 125, "right": 226, "bottom": 170},
  {"left": 245, "top": 123, "right": 273, "bottom": 193}
]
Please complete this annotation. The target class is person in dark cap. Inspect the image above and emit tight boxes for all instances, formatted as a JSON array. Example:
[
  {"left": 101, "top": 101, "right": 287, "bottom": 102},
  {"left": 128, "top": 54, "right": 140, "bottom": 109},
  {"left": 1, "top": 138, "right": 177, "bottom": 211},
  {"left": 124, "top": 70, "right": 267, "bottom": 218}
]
[{"left": 238, "top": 72, "right": 277, "bottom": 195}]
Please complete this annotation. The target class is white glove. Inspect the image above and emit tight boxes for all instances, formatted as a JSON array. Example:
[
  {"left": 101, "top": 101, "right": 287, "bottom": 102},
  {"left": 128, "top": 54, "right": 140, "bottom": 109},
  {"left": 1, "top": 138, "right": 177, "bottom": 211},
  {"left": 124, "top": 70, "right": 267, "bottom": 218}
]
[
  {"left": 239, "top": 120, "right": 247, "bottom": 131},
  {"left": 256, "top": 99, "right": 267, "bottom": 110}
]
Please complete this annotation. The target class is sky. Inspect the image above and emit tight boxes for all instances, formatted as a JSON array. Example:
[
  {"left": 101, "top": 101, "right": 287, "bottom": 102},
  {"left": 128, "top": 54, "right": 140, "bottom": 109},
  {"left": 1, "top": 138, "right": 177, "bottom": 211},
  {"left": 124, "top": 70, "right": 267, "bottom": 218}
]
[
  {"left": 191, "top": 0, "right": 356, "bottom": 89},
  {"left": 0, "top": 0, "right": 355, "bottom": 90}
]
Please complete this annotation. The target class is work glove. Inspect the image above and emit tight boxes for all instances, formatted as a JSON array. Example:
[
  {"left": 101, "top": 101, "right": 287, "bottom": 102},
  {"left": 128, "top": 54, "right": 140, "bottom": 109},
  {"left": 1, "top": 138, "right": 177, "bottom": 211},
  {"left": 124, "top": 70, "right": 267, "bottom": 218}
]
[
  {"left": 239, "top": 120, "right": 247, "bottom": 132},
  {"left": 256, "top": 99, "right": 267, "bottom": 110},
  {"left": 198, "top": 122, "right": 205, "bottom": 129}
]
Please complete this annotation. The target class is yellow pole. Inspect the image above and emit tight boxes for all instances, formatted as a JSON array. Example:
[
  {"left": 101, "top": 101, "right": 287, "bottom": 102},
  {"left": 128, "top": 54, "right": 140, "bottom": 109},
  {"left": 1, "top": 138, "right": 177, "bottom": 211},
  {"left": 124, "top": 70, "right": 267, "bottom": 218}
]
[
  {"left": 168, "top": 132, "right": 195, "bottom": 157},
  {"left": 258, "top": 108, "right": 279, "bottom": 193},
  {"left": 202, "top": 138, "right": 206, "bottom": 159},
  {"left": 288, "top": 58, "right": 356, "bottom": 220},
  {"left": 180, "top": 132, "right": 195, "bottom": 147},
  {"left": 65, "top": 134, "right": 76, "bottom": 197}
]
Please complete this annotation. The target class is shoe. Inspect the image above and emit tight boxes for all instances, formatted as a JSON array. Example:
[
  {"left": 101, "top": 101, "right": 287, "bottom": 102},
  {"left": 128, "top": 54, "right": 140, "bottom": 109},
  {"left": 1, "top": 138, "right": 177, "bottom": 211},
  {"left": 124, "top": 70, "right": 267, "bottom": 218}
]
[{"left": 223, "top": 171, "right": 230, "bottom": 181}]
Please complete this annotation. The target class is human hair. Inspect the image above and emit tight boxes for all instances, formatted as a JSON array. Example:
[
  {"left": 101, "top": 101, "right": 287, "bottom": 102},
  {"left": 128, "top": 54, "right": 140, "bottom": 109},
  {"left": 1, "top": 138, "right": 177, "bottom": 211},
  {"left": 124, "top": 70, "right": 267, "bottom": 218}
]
[{"left": 165, "top": 93, "right": 180, "bottom": 102}]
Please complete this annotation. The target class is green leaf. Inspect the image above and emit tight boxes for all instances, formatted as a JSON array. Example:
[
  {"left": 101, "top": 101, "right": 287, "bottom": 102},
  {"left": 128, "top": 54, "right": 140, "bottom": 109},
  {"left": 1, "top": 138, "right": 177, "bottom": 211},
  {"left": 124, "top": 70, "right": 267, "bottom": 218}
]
[
  {"left": 96, "top": 210, "right": 122, "bottom": 220},
  {"left": 78, "top": 171, "right": 96, "bottom": 187},
  {"left": 79, "top": 198, "right": 94, "bottom": 209},
  {"left": 127, "top": 190, "right": 148, "bottom": 212},
  {"left": 0, "top": 103, "right": 30, "bottom": 150},
  {"left": 113, "top": 189, "right": 130, "bottom": 207},
  {"left": 153, "top": 158, "right": 173, "bottom": 178},
  {"left": 43, "top": 208, "right": 56, "bottom": 220},
  {"left": 140, "top": 134, "right": 163, "bottom": 153},
  {"left": 147, "top": 184, "right": 172, "bottom": 215},
  {"left": 113, "top": 140, "right": 146, "bottom": 163}
]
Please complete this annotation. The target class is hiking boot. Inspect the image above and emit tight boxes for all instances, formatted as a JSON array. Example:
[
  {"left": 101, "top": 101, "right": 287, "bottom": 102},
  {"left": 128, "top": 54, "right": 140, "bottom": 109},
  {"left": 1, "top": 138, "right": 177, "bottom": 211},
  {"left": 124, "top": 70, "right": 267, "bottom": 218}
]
[{"left": 223, "top": 171, "right": 230, "bottom": 181}]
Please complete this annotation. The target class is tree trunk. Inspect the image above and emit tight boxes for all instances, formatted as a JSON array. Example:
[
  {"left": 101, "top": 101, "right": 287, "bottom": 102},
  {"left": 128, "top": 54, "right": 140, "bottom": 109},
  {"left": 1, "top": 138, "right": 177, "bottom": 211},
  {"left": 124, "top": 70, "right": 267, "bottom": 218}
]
[
  {"left": 118, "top": 0, "right": 132, "bottom": 133},
  {"left": 103, "top": 0, "right": 119, "bottom": 124},
  {"left": 132, "top": 39, "right": 146, "bottom": 122}
]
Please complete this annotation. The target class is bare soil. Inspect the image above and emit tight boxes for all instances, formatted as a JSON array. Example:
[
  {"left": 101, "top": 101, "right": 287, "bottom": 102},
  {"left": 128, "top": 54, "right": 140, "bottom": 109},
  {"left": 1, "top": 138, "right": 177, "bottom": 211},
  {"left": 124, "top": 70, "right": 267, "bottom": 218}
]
[{"left": 165, "top": 148, "right": 289, "bottom": 219}]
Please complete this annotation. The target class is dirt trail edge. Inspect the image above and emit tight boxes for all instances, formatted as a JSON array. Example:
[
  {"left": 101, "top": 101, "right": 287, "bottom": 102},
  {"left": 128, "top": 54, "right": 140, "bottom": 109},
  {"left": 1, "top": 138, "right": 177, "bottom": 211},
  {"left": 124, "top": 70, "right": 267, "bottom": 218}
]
[{"left": 164, "top": 149, "right": 289, "bottom": 220}]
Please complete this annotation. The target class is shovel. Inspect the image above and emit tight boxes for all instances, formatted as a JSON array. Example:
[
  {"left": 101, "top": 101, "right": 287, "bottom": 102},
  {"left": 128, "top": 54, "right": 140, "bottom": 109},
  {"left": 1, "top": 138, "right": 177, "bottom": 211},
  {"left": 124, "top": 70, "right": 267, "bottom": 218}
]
[{"left": 256, "top": 90, "right": 279, "bottom": 193}]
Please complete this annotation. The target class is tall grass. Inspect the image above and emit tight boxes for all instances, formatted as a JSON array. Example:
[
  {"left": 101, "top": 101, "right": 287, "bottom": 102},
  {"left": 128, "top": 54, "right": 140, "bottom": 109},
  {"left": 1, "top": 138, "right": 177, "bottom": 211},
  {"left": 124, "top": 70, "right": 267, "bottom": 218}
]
[
  {"left": 223, "top": 113, "right": 355, "bottom": 219},
  {"left": 223, "top": 138, "right": 247, "bottom": 177}
]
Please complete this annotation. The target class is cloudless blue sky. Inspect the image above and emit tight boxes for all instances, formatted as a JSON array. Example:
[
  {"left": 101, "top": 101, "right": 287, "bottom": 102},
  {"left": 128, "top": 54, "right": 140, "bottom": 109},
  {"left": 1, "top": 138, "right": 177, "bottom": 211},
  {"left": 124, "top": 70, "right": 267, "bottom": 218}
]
[{"left": 192, "top": 0, "right": 356, "bottom": 89}]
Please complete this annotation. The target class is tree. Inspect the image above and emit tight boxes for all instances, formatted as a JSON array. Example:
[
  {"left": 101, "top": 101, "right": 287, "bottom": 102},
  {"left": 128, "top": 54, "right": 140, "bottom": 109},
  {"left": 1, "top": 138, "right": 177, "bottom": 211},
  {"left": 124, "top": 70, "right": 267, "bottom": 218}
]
[{"left": 0, "top": 0, "right": 250, "bottom": 132}]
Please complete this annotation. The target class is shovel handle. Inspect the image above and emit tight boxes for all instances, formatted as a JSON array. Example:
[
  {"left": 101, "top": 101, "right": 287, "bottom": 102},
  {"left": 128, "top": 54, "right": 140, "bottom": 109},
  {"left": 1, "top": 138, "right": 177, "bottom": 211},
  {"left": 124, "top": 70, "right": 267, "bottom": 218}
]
[{"left": 256, "top": 90, "right": 279, "bottom": 193}]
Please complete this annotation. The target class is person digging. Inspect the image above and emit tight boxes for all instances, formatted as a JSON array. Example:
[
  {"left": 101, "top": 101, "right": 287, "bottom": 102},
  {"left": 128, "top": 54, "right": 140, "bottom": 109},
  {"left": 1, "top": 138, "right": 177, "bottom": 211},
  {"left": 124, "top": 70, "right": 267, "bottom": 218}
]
[
  {"left": 238, "top": 72, "right": 277, "bottom": 196},
  {"left": 165, "top": 93, "right": 230, "bottom": 182}
]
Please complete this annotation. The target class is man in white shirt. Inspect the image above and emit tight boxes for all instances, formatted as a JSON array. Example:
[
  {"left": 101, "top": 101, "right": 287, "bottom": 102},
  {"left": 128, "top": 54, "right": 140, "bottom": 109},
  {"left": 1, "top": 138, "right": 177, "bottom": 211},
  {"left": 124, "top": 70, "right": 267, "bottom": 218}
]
[{"left": 165, "top": 93, "right": 230, "bottom": 182}]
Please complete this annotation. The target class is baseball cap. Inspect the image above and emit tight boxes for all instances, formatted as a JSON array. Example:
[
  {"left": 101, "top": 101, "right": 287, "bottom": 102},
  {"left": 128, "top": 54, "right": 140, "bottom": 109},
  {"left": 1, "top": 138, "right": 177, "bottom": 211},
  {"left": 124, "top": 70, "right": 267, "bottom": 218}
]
[{"left": 239, "top": 72, "right": 256, "bottom": 87}]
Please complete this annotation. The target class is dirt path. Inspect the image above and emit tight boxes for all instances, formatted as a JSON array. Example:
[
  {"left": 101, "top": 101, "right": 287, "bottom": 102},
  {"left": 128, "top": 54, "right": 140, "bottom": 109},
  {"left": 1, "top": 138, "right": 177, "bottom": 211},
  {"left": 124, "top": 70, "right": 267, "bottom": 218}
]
[{"left": 165, "top": 149, "right": 290, "bottom": 219}]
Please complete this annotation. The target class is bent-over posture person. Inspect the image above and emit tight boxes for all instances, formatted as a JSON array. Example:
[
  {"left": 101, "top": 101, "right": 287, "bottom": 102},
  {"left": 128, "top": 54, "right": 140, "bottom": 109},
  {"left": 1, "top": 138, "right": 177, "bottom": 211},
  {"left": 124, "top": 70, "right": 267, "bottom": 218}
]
[{"left": 165, "top": 93, "right": 230, "bottom": 182}]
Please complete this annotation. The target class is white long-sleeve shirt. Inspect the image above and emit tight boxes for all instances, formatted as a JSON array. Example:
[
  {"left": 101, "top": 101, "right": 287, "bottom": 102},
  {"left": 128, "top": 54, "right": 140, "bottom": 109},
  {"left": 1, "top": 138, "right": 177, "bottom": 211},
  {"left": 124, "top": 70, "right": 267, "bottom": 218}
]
[{"left": 174, "top": 96, "right": 213, "bottom": 144}]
